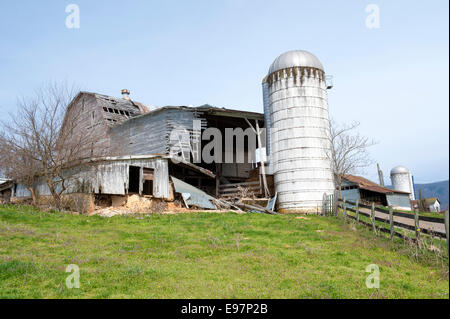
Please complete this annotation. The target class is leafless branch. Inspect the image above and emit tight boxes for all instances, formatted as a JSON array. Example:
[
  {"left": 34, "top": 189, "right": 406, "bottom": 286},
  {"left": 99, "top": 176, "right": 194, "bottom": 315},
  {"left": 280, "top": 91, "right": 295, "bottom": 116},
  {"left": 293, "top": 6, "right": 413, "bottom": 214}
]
[
  {"left": 0, "top": 81, "right": 101, "bottom": 208},
  {"left": 326, "top": 119, "right": 377, "bottom": 198}
]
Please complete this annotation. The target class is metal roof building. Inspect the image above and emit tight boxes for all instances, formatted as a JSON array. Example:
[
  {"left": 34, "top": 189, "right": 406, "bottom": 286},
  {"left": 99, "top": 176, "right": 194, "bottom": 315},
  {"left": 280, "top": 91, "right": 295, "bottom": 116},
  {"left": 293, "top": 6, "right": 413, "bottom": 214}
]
[{"left": 341, "top": 175, "right": 412, "bottom": 210}]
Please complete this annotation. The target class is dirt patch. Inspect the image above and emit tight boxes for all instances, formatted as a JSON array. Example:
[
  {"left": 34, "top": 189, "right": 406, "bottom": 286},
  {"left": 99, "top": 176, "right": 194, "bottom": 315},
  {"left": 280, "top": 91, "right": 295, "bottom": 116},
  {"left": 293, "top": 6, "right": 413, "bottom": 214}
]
[{"left": 88, "top": 194, "right": 241, "bottom": 217}]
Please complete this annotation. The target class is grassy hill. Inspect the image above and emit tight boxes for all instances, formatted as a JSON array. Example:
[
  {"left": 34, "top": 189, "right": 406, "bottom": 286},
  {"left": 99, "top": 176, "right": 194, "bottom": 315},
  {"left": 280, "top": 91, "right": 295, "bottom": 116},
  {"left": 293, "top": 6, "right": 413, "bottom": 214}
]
[
  {"left": 0, "top": 205, "right": 448, "bottom": 298},
  {"left": 414, "top": 180, "right": 449, "bottom": 210}
]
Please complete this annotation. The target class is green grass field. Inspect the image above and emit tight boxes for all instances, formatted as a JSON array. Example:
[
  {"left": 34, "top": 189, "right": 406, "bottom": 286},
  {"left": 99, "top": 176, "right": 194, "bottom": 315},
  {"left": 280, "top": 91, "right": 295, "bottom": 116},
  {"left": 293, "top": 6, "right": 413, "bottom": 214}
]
[{"left": 0, "top": 205, "right": 448, "bottom": 299}]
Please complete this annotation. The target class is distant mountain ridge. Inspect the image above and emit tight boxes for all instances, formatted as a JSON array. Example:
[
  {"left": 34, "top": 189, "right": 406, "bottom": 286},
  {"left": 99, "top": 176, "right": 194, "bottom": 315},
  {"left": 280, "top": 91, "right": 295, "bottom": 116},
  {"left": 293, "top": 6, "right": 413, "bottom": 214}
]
[{"left": 414, "top": 180, "right": 449, "bottom": 210}]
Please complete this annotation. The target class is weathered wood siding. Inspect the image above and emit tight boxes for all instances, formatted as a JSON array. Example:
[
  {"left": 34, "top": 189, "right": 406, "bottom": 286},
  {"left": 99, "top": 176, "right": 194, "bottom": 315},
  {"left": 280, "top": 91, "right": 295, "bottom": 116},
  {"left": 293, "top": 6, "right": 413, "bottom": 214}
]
[
  {"left": 60, "top": 92, "right": 148, "bottom": 159},
  {"left": 13, "top": 157, "right": 170, "bottom": 199},
  {"left": 109, "top": 108, "right": 204, "bottom": 157},
  {"left": 62, "top": 93, "right": 112, "bottom": 158}
]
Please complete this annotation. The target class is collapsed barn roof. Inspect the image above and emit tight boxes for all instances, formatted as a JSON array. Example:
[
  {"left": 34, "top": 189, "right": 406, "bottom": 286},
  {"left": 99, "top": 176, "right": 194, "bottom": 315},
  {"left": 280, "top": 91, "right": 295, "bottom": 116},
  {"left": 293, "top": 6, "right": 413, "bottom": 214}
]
[{"left": 118, "top": 104, "right": 265, "bottom": 123}]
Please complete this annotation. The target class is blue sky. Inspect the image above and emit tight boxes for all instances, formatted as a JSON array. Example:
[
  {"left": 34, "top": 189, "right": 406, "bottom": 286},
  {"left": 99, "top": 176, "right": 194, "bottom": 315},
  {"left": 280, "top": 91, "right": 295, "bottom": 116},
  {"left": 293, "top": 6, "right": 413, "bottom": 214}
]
[{"left": 0, "top": 0, "right": 448, "bottom": 183}]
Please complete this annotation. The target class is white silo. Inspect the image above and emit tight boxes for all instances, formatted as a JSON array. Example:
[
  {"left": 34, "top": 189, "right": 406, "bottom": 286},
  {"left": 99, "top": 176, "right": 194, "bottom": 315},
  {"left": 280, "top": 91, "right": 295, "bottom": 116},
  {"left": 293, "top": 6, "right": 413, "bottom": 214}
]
[
  {"left": 390, "top": 165, "right": 415, "bottom": 200},
  {"left": 263, "top": 50, "right": 335, "bottom": 213}
]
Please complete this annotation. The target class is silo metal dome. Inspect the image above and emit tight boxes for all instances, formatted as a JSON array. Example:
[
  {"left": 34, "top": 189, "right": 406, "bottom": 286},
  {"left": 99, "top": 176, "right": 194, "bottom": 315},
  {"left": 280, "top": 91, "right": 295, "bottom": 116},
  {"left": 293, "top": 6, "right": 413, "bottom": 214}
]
[
  {"left": 268, "top": 50, "right": 324, "bottom": 74},
  {"left": 262, "top": 50, "right": 334, "bottom": 213},
  {"left": 390, "top": 165, "right": 410, "bottom": 175}
]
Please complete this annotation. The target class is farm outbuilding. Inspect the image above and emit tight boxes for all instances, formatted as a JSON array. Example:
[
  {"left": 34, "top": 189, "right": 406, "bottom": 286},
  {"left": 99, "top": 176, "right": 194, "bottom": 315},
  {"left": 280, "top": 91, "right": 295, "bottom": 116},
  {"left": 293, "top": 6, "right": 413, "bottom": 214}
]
[
  {"left": 0, "top": 178, "right": 13, "bottom": 203},
  {"left": 424, "top": 198, "right": 441, "bottom": 212},
  {"left": 8, "top": 90, "right": 270, "bottom": 212},
  {"left": 340, "top": 175, "right": 412, "bottom": 210}
]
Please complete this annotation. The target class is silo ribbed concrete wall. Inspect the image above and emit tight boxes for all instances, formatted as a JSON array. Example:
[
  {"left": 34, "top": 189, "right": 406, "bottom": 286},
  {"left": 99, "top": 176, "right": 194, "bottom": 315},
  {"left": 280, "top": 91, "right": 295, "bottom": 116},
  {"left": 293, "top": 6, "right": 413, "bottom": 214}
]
[
  {"left": 390, "top": 166, "right": 415, "bottom": 200},
  {"left": 266, "top": 52, "right": 335, "bottom": 213}
]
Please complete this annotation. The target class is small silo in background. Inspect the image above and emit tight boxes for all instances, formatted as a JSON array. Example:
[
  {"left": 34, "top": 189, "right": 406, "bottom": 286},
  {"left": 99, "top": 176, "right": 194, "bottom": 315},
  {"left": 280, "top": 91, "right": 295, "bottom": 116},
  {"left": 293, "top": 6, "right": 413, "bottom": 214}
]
[
  {"left": 262, "top": 50, "right": 335, "bottom": 213},
  {"left": 390, "top": 165, "right": 415, "bottom": 200}
]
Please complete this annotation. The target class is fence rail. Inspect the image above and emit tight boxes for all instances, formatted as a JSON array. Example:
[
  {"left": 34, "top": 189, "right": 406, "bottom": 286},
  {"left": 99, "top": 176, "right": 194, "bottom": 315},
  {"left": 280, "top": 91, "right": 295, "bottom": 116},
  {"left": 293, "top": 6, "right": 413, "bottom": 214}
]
[
  {"left": 322, "top": 193, "right": 449, "bottom": 251},
  {"left": 342, "top": 199, "right": 444, "bottom": 224},
  {"left": 341, "top": 203, "right": 446, "bottom": 238}
]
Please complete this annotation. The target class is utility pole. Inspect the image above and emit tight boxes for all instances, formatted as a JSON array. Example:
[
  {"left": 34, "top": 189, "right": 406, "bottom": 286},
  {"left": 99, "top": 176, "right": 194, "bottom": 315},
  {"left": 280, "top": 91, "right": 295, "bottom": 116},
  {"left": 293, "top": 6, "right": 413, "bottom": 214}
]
[
  {"left": 377, "top": 163, "right": 384, "bottom": 186},
  {"left": 245, "top": 118, "right": 270, "bottom": 197}
]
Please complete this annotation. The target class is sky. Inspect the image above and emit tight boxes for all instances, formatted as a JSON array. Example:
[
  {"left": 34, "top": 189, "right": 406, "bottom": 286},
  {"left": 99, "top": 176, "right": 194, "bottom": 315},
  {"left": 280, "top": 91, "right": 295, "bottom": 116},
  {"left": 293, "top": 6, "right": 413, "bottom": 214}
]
[{"left": 0, "top": 0, "right": 448, "bottom": 183}]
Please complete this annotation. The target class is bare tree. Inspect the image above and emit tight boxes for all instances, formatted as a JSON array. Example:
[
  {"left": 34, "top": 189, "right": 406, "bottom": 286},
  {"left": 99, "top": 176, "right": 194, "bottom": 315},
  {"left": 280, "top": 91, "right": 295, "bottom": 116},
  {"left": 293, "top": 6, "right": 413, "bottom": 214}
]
[
  {"left": 327, "top": 119, "right": 377, "bottom": 198},
  {"left": 0, "top": 82, "right": 98, "bottom": 209},
  {"left": 0, "top": 136, "right": 40, "bottom": 205}
]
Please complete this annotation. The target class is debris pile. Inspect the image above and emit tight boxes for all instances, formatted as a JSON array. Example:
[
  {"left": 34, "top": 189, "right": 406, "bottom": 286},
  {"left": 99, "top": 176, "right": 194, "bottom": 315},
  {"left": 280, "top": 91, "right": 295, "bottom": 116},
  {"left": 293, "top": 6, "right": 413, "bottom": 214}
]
[{"left": 88, "top": 176, "right": 278, "bottom": 217}]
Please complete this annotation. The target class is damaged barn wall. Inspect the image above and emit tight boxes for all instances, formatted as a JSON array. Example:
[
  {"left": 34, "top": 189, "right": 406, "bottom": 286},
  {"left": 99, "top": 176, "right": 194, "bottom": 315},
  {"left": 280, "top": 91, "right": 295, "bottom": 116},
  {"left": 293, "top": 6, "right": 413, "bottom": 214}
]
[
  {"left": 12, "top": 156, "right": 170, "bottom": 200},
  {"left": 109, "top": 108, "right": 202, "bottom": 157},
  {"left": 62, "top": 93, "right": 112, "bottom": 158},
  {"left": 61, "top": 92, "right": 149, "bottom": 160},
  {"left": 92, "top": 157, "right": 170, "bottom": 198}
]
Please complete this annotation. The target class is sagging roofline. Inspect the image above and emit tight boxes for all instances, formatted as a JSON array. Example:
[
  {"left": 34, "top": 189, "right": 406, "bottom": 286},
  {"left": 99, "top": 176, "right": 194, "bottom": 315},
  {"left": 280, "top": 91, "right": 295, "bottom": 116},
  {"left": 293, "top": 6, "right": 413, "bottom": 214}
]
[{"left": 110, "top": 104, "right": 265, "bottom": 128}]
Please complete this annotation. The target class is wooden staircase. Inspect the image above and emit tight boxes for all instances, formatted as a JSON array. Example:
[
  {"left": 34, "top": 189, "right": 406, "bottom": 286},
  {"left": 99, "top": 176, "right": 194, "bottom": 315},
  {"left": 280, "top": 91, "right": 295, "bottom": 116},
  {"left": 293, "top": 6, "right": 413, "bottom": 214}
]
[{"left": 218, "top": 181, "right": 262, "bottom": 199}]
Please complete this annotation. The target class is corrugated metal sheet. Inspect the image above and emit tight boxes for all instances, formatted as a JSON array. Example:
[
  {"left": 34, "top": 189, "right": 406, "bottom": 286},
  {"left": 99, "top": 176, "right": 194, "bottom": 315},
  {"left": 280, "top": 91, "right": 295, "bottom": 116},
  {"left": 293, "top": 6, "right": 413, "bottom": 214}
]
[
  {"left": 341, "top": 188, "right": 360, "bottom": 203},
  {"left": 171, "top": 176, "right": 216, "bottom": 209},
  {"left": 386, "top": 193, "right": 412, "bottom": 211}
]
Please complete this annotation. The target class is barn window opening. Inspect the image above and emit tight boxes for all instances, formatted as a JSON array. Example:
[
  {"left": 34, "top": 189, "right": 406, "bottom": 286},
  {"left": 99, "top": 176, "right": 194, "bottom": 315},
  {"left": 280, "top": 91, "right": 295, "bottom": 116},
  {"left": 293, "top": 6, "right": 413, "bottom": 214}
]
[
  {"left": 142, "top": 168, "right": 154, "bottom": 195},
  {"left": 128, "top": 166, "right": 140, "bottom": 193}
]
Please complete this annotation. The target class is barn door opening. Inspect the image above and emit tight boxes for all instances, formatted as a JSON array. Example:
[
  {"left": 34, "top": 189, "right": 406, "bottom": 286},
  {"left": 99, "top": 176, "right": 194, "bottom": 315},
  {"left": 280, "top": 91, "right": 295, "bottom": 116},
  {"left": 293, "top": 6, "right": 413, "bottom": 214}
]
[
  {"left": 128, "top": 166, "right": 140, "bottom": 194},
  {"left": 142, "top": 168, "right": 154, "bottom": 195}
]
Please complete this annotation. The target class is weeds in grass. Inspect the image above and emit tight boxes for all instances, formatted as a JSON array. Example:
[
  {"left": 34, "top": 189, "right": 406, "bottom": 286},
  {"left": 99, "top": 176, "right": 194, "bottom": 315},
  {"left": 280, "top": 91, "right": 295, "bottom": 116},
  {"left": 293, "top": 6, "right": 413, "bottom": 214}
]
[
  {"left": 336, "top": 210, "right": 449, "bottom": 281},
  {"left": 0, "top": 204, "right": 448, "bottom": 298}
]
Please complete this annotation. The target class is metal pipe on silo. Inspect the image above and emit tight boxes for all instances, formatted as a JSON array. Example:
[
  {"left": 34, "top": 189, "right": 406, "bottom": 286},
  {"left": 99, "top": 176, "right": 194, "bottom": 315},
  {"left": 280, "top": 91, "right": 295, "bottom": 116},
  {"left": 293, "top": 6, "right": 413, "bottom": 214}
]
[
  {"left": 262, "top": 76, "right": 272, "bottom": 173},
  {"left": 264, "top": 50, "right": 335, "bottom": 213}
]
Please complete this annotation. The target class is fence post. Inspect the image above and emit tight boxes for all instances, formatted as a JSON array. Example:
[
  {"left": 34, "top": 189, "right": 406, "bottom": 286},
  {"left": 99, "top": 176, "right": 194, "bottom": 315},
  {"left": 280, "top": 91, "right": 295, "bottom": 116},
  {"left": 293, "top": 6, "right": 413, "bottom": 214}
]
[
  {"left": 343, "top": 197, "right": 347, "bottom": 220},
  {"left": 414, "top": 207, "right": 420, "bottom": 241},
  {"left": 444, "top": 210, "right": 449, "bottom": 252},
  {"left": 389, "top": 206, "right": 394, "bottom": 240},
  {"left": 371, "top": 202, "right": 377, "bottom": 235},
  {"left": 326, "top": 195, "right": 330, "bottom": 216},
  {"left": 322, "top": 193, "right": 327, "bottom": 216},
  {"left": 355, "top": 199, "right": 359, "bottom": 222},
  {"left": 333, "top": 190, "right": 338, "bottom": 216}
]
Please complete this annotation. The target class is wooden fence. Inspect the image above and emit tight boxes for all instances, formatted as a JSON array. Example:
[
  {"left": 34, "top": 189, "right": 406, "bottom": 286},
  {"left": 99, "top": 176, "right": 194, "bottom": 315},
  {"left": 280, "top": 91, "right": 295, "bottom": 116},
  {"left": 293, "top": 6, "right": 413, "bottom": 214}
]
[{"left": 323, "top": 194, "right": 449, "bottom": 251}]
